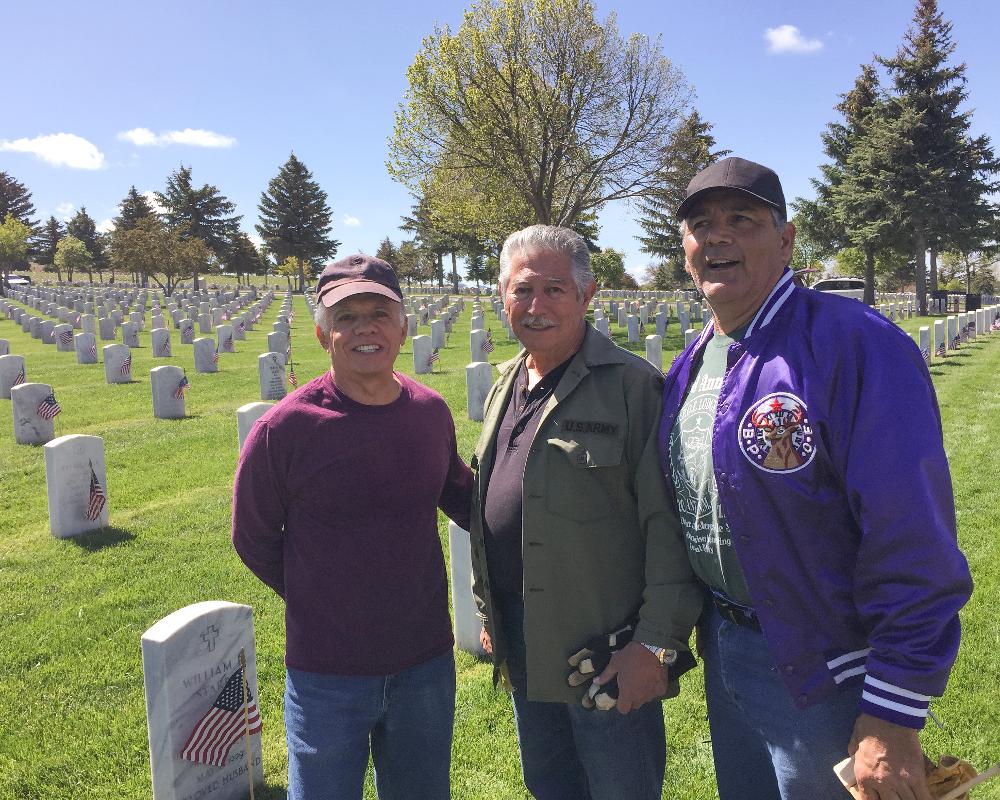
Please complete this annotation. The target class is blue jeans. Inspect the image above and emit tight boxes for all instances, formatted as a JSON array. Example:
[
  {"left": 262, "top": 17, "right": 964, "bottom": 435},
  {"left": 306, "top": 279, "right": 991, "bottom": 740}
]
[
  {"left": 495, "top": 591, "right": 666, "bottom": 800},
  {"left": 702, "top": 604, "right": 863, "bottom": 800},
  {"left": 284, "top": 650, "right": 455, "bottom": 800}
]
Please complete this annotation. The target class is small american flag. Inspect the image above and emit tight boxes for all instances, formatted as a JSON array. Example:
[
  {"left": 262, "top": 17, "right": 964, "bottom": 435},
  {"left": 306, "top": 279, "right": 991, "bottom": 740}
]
[
  {"left": 936, "top": 341, "right": 946, "bottom": 358},
  {"left": 158, "top": 340, "right": 171, "bottom": 357},
  {"left": 58, "top": 330, "right": 74, "bottom": 347},
  {"left": 179, "top": 663, "right": 261, "bottom": 767},
  {"left": 639, "top": 322, "right": 647, "bottom": 337},
  {"left": 212, "top": 348, "right": 219, "bottom": 364},
  {"left": 13, "top": 365, "right": 25, "bottom": 385},
  {"left": 174, "top": 375, "right": 190, "bottom": 399},
  {"left": 86, "top": 462, "right": 106, "bottom": 521},
  {"left": 952, "top": 335, "right": 960, "bottom": 349},
  {"left": 120, "top": 352, "right": 132, "bottom": 377},
  {"left": 37, "top": 392, "right": 62, "bottom": 420},
  {"left": 920, "top": 346, "right": 930, "bottom": 362},
  {"left": 288, "top": 363, "right": 298, "bottom": 388},
  {"left": 993, "top": 317, "right": 1000, "bottom": 331},
  {"left": 222, "top": 337, "right": 234, "bottom": 353},
  {"left": 89, "top": 342, "right": 97, "bottom": 360},
  {"left": 181, "top": 326, "right": 194, "bottom": 344},
  {"left": 237, "top": 320, "right": 246, "bottom": 334},
  {"left": 481, "top": 330, "right": 495, "bottom": 355},
  {"left": 428, "top": 348, "right": 440, "bottom": 370}
]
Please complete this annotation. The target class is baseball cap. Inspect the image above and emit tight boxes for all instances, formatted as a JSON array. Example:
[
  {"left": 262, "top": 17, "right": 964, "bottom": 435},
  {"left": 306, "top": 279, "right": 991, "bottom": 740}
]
[
  {"left": 677, "top": 157, "right": 786, "bottom": 221},
  {"left": 316, "top": 254, "right": 403, "bottom": 308}
]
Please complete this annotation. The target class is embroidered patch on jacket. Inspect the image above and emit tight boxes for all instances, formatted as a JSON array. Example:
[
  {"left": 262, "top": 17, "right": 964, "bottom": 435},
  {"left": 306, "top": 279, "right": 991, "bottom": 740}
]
[
  {"left": 738, "top": 392, "right": 815, "bottom": 473},
  {"left": 562, "top": 420, "right": 619, "bottom": 435}
]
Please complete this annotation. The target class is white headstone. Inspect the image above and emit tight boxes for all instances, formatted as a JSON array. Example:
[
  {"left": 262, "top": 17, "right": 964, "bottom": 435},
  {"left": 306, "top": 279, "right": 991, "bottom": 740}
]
[
  {"left": 644, "top": 335, "right": 662, "bottom": 369},
  {"left": 412, "top": 334, "right": 433, "bottom": 374},
  {"left": 466, "top": 361, "right": 493, "bottom": 422},
  {"left": 684, "top": 328, "right": 696, "bottom": 346},
  {"left": 141, "top": 601, "right": 263, "bottom": 800},
  {"left": 152, "top": 328, "right": 172, "bottom": 358},
  {"left": 11, "top": 382, "right": 58, "bottom": 445},
  {"left": 53, "top": 323, "right": 75, "bottom": 352},
  {"left": 626, "top": 315, "right": 639, "bottom": 343},
  {"left": 122, "top": 322, "right": 140, "bottom": 349},
  {"left": 266, "top": 331, "right": 288, "bottom": 356},
  {"left": 216, "top": 325, "right": 235, "bottom": 354},
  {"left": 198, "top": 313, "right": 213, "bottom": 334},
  {"left": 918, "top": 326, "right": 931, "bottom": 366},
  {"left": 258, "top": 353, "right": 286, "bottom": 401},
  {"left": 151, "top": 366, "right": 187, "bottom": 420},
  {"left": 430, "top": 319, "right": 446, "bottom": 350},
  {"left": 406, "top": 313, "right": 417, "bottom": 337},
  {"left": 103, "top": 344, "right": 133, "bottom": 384},
  {"left": 99, "top": 316, "right": 116, "bottom": 340},
  {"left": 0, "top": 339, "right": 7, "bottom": 356},
  {"left": 448, "top": 522, "right": 485, "bottom": 656},
  {"left": 43, "top": 434, "right": 109, "bottom": 537},
  {"left": 946, "top": 315, "right": 958, "bottom": 350},
  {"left": 193, "top": 339, "right": 219, "bottom": 374},
  {"left": 75, "top": 332, "right": 98, "bottom": 364},
  {"left": 933, "top": 320, "right": 946, "bottom": 358},
  {"left": 595, "top": 317, "right": 610, "bottom": 338},
  {"left": 236, "top": 402, "right": 274, "bottom": 450}
]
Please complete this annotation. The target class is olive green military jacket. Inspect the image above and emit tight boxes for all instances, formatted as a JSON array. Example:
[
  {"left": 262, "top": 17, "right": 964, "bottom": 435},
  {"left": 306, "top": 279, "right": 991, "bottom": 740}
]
[{"left": 469, "top": 324, "right": 703, "bottom": 702}]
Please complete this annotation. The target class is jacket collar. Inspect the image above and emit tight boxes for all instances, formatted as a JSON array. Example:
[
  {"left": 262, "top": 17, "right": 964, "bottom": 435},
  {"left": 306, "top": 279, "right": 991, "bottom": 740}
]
[{"left": 692, "top": 266, "right": 796, "bottom": 348}]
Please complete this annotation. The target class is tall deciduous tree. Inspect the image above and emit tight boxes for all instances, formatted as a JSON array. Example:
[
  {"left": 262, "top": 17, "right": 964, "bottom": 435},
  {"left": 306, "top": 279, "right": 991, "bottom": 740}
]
[
  {"left": 590, "top": 248, "right": 627, "bottom": 289},
  {"left": 54, "top": 235, "right": 92, "bottom": 283},
  {"left": 635, "top": 110, "right": 728, "bottom": 288},
  {"left": 157, "top": 165, "right": 241, "bottom": 257},
  {"left": 389, "top": 0, "right": 691, "bottom": 227},
  {"left": 0, "top": 214, "right": 32, "bottom": 283},
  {"left": 109, "top": 217, "right": 210, "bottom": 294},
  {"left": 875, "top": 0, "right": 1000, "bottom": 312},
  {"left": 256, "top": 154, "right": 339, "bottom": 293}
]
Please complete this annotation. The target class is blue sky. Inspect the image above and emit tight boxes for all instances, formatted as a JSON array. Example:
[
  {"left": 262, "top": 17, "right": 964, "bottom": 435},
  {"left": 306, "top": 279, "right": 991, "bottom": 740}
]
[{"left": 3, "top": 0, "right": 998, "bottom": 281}]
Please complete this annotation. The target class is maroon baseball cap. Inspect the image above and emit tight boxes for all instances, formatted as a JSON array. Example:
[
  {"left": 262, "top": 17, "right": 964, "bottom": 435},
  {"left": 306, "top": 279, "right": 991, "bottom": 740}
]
[
  {"left": 316, "top": 254, "right": 403, "bottom": 308},
  {"left": 677, "top": 157, "right": 786, "bottom": 221}
]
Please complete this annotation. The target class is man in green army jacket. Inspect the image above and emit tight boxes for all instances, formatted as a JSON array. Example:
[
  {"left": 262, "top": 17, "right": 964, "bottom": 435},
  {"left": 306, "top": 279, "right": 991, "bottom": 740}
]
[{"left": 469, "top": 224, "right": 702, "bottom": 800}]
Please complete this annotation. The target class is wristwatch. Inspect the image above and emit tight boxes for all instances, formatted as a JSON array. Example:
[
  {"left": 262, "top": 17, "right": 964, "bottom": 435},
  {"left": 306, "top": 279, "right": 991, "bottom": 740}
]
[{"left": 641, "top": 642, "right": 678, "bottom": 666}]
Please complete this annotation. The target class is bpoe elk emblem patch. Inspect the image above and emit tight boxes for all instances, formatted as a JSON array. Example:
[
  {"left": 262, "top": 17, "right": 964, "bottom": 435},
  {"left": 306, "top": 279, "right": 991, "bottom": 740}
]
[{"left": 738, "top": 392, "right": 815, "bottom": 473}]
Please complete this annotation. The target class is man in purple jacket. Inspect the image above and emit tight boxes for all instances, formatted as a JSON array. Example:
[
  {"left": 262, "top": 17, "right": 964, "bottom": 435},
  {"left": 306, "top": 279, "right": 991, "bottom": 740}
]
[
  {"left": 232, "top": 254, "right": 473, "bottom": 800},
  {"left": 659, "top": 157, "right": 972, "bottom": 800}
]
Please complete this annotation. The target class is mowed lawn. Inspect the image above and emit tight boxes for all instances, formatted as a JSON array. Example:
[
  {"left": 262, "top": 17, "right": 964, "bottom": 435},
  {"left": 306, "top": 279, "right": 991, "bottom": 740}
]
[{"left": 1, "top": 293, "right": 998, "bottom": 800}]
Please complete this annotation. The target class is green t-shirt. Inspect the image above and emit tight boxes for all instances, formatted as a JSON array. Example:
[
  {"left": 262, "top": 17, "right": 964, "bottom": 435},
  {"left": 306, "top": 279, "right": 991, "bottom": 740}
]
[{"left": 669, "top": 325, "right": 753, "bottom": 606}]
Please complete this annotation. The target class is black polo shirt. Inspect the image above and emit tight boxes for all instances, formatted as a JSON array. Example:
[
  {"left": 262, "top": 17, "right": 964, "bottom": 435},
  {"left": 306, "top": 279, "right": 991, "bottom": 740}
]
[{"left": 483, "top": 357, "right": 572, "bottom": 596}]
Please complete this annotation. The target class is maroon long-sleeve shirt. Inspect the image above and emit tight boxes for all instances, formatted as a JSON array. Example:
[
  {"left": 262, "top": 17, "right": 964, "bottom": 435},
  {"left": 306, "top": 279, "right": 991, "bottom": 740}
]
[{"left": 232, "top": 371, "right": 473, "bottom": 676}]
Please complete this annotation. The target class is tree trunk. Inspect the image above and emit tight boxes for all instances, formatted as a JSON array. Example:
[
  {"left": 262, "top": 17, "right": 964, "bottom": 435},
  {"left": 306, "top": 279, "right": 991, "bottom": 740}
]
[
  {"left": 863, "top": 245, "right": 876, "bottom": 306},
  {"left": 297, "top": 263, "right": 305, "bottom": 294},
  {"left": 914, "top": 231, "right": 927, "bottom": 315},
  {"left": 929, "top": 247, "right": 938, "bottom": 294},
  {"left": 451, "top": 251, "right": 459, "bottom": 293}
]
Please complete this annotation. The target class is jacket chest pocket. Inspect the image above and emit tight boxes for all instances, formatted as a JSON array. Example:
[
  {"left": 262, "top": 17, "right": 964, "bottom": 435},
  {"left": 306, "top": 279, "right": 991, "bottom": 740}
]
[{"left": 543, "top": 436, "right": 625, "bottom": 522}]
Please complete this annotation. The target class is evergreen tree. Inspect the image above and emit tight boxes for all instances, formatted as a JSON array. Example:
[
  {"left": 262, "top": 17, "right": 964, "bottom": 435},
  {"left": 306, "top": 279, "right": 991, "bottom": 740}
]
[
  {"left": 256, "top": 154, "right": 339, "bottom": 292},
  {"left": 635, "top": 111, "right": 729, "bottom": 286},
  {"left": 876, "top": 0, "right": 1000, "bottom": 312},
  {"left": 222, "top": 232, "right": 266, "bottom": 285},
  {"left": 401, "top": 194, "right": 453, "bottom": 289},
  {"left": 35, "top": 216, "right": 65, "bottom": 275},
  {"left": 66, "top": 207, "right": 106, "bottom": 281},
  {"left": 158, "top": 165, "right": 241, "bottom": 257},
  {"left": 0, "top": 172, "right": 36, "bottom": 227},
  {"left": 375, "top": 237, "right": 399, "bottom": 266},
  {"left": 114, "top": 186, "right": 155, "bottom": 232}
]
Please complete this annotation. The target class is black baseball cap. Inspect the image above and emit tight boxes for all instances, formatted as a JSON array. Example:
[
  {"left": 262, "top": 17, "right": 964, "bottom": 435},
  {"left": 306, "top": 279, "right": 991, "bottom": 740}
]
[
  {"left": 677, "top": 157, "right": 786, "bottom": 221},
  {"left": 316, "top": 254, "right": 403, "bottom": 308}
]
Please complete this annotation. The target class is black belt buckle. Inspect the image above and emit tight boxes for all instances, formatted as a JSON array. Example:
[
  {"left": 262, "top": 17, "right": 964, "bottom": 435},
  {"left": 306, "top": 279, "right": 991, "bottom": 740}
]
[{"left": 713, "top": 595, "right": 762, "bottom": 633}]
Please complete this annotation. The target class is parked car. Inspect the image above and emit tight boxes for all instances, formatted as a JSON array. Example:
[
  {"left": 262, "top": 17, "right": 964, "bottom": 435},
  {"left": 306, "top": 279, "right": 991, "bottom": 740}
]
[{"left": 811, "top": 276, "right": 865, "bottom": 300}]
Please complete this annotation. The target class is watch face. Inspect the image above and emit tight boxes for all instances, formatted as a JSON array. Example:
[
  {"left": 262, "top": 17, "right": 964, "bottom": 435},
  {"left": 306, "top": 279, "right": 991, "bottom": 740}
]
[{"left": 662, "top": 649, "right": 678, "bottom": 666}]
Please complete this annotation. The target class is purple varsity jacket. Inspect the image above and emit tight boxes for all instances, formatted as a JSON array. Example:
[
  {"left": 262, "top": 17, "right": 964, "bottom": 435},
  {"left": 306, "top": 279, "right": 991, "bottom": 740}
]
[{"left": 658, "top": 268, "right": 973, "bottom": 728}]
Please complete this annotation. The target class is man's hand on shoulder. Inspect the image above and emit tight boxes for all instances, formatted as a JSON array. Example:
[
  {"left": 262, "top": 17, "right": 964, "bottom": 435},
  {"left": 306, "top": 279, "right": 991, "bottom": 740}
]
[
  {"left": 848, "top": 713, "right": 932, "bottom": 800},
  {"left": 594, "top": 641, "right": 667, "bottom": 714}
]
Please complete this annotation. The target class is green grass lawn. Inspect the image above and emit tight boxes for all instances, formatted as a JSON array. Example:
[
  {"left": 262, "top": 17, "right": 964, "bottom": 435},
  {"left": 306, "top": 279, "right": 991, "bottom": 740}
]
[{"left": 1, "top": 296, "right": 998, "bottom": 799}]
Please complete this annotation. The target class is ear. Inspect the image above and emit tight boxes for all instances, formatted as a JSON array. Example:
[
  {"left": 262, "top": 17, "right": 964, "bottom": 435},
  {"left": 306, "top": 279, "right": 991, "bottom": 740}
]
[
  {"left": 581, "top": 279, "right": 597, "bottom": 307},
  {"left": 315, "top": 324, "right": 329, "bottom": 350},
  {"left": 780, "top": 222, "right": 796, "bottom": 266}
]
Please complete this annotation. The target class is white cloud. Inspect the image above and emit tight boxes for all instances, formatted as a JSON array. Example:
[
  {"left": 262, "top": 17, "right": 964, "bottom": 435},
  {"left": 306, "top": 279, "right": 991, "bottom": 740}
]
[
  {"left": 97, "top": 218, "right": 115, "bottom": 234},
  {"left": 55, "top": 202, "right": 76, "bottom": 222},
  {"left": 248, "top": 232, "right": 264, "bottom": 248},
  {"left": 764, "top": 25, "right": 823, "bottom": 54},
  {"left": 0, "top": 133, "right": 105, "bottom": 170},
  {"left": 118, "top": 127, "right": 236, "bottom": 148},
  {"left": 142, "top": 191, "right": 168, "bottom": 215},
  {"left": 342, "top": 214, "right": 361, "bottom": 227}
]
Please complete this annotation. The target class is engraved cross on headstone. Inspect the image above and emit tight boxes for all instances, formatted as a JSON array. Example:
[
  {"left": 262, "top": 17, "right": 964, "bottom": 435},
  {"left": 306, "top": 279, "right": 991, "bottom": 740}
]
[{"left": 201, "top": 624, "right": 219, "bottom": 652}]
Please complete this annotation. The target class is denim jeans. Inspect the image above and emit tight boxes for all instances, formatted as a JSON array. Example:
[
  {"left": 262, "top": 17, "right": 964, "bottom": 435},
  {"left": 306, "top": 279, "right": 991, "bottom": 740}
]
[
  {"left": 495, "top": 590, "right": 666, "bottom": 800},
  {"left": 702, "top": 604, "right": 863, "bottom": 800},
  {"left": 284, "top": 650, "right": 455, "bottom": 800}
]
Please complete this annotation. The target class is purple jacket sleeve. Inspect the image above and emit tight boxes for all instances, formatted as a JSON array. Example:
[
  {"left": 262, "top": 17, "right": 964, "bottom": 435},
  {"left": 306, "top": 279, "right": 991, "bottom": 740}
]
[
  {"left": 232, "top": 419, "right": 288, "bottom": 598},
  {"left": 438, "top": 419, "right": 473, "bottom": 532}
]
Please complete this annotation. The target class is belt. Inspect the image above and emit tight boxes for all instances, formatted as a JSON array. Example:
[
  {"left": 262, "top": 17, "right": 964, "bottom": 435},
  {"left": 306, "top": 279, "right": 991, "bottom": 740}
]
[{"left": 711, "top": 593, "right": 762, "bottom": 633}]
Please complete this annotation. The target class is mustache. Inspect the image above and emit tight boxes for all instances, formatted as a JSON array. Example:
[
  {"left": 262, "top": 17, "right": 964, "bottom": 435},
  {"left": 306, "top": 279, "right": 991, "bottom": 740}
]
[{"left": 521, "top": 315, "right": 556, "bottom": 328}]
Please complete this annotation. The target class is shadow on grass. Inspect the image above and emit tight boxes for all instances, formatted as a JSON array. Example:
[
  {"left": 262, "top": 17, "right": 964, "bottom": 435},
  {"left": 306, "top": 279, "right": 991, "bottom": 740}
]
[
  {"left": 255, "top": 785, "right": 288, "bottom": 800},
  {"left": 68, "top": 526, "right": 136, "bottom": 551}
]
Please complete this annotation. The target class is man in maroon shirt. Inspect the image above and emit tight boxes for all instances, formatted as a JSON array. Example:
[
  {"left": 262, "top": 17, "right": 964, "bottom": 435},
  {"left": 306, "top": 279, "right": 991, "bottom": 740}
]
[{"left": 232, "top": 254, "right": 473, "bottom": 800}]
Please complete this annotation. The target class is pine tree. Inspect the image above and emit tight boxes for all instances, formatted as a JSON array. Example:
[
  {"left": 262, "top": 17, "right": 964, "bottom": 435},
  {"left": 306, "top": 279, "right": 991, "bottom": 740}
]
[
  {"left": 221, "top": 232, "right": 266, "bottom": 286},
  {"left": 256, "top": 154, "right": 339, "bottom": 293},
  {"left": 375, "top": 237, "right": 399, "bottom": 266},
  {"left": 158, "top": 165, "right": 241, "bottom": 258},
  {"left": 66, "top": 207, "right": 106, "bottom": 281},
  {"left": 114, "top": 186, "right": 155, "bottom": 232},
  {"left": 35, "top": 216, "right": 65, "bottom": 277},
  {"left": 635, "top": 111, "right": 730, "bottom": 286},
  {"left": 876, "top": 0, "right": 1000, "bottom": 312},
  {"left": 0, "top": 172, "right": 36, "bottom": 227}
]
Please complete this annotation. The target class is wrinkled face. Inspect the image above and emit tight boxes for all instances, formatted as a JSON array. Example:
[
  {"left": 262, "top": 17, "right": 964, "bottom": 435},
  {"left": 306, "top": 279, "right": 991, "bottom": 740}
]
[
  {"left": 315, "top": 294, "right": 406, "bottom": 382},
  {"left": 682, "top": 190, "right": 794, "bottom": 325},
  {"left": 502, "top": 248, "right": 595, "bottom": 361}
]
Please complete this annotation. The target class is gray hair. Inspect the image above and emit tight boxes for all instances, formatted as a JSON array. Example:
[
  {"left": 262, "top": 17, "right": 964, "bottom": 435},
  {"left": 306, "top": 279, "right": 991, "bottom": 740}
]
[
  {"left": 498, "top": 225, "right": 594, "bottom": 297},
  {"left": 314, "top": 299, "right": 406, "bottom": 332},
  {"left": 679, "top": 207, "right": 787, "bottom": 237}
]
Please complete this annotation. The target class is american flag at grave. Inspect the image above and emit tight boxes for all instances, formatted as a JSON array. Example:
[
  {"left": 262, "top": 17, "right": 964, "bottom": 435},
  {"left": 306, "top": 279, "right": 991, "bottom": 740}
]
[
  {"left": 58, "top": 330, "right": 73, "bottom": 347},
  {"left": 428, "top": 348, "right": 440, "bottom": 370},
  {"left": 174, "top": 375, "right": 190, "bottom": 400},
  {"left": 120, "top": 352, "right": 132, "bottom": 377},
  {"left": 481, "top": 329, "right": 495, "bottom": 355},
  {"left": 37, "top": 392, "right": 62, "bottom": 420},
  {"left": 86, "top": 461, "right": 106, "bottom": 521},
  {"left": 937, "top": 341, "right": 947, "bottom": 358},
  {"left": 288, "top": 363, "right": 298, "bottom": 388}
]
